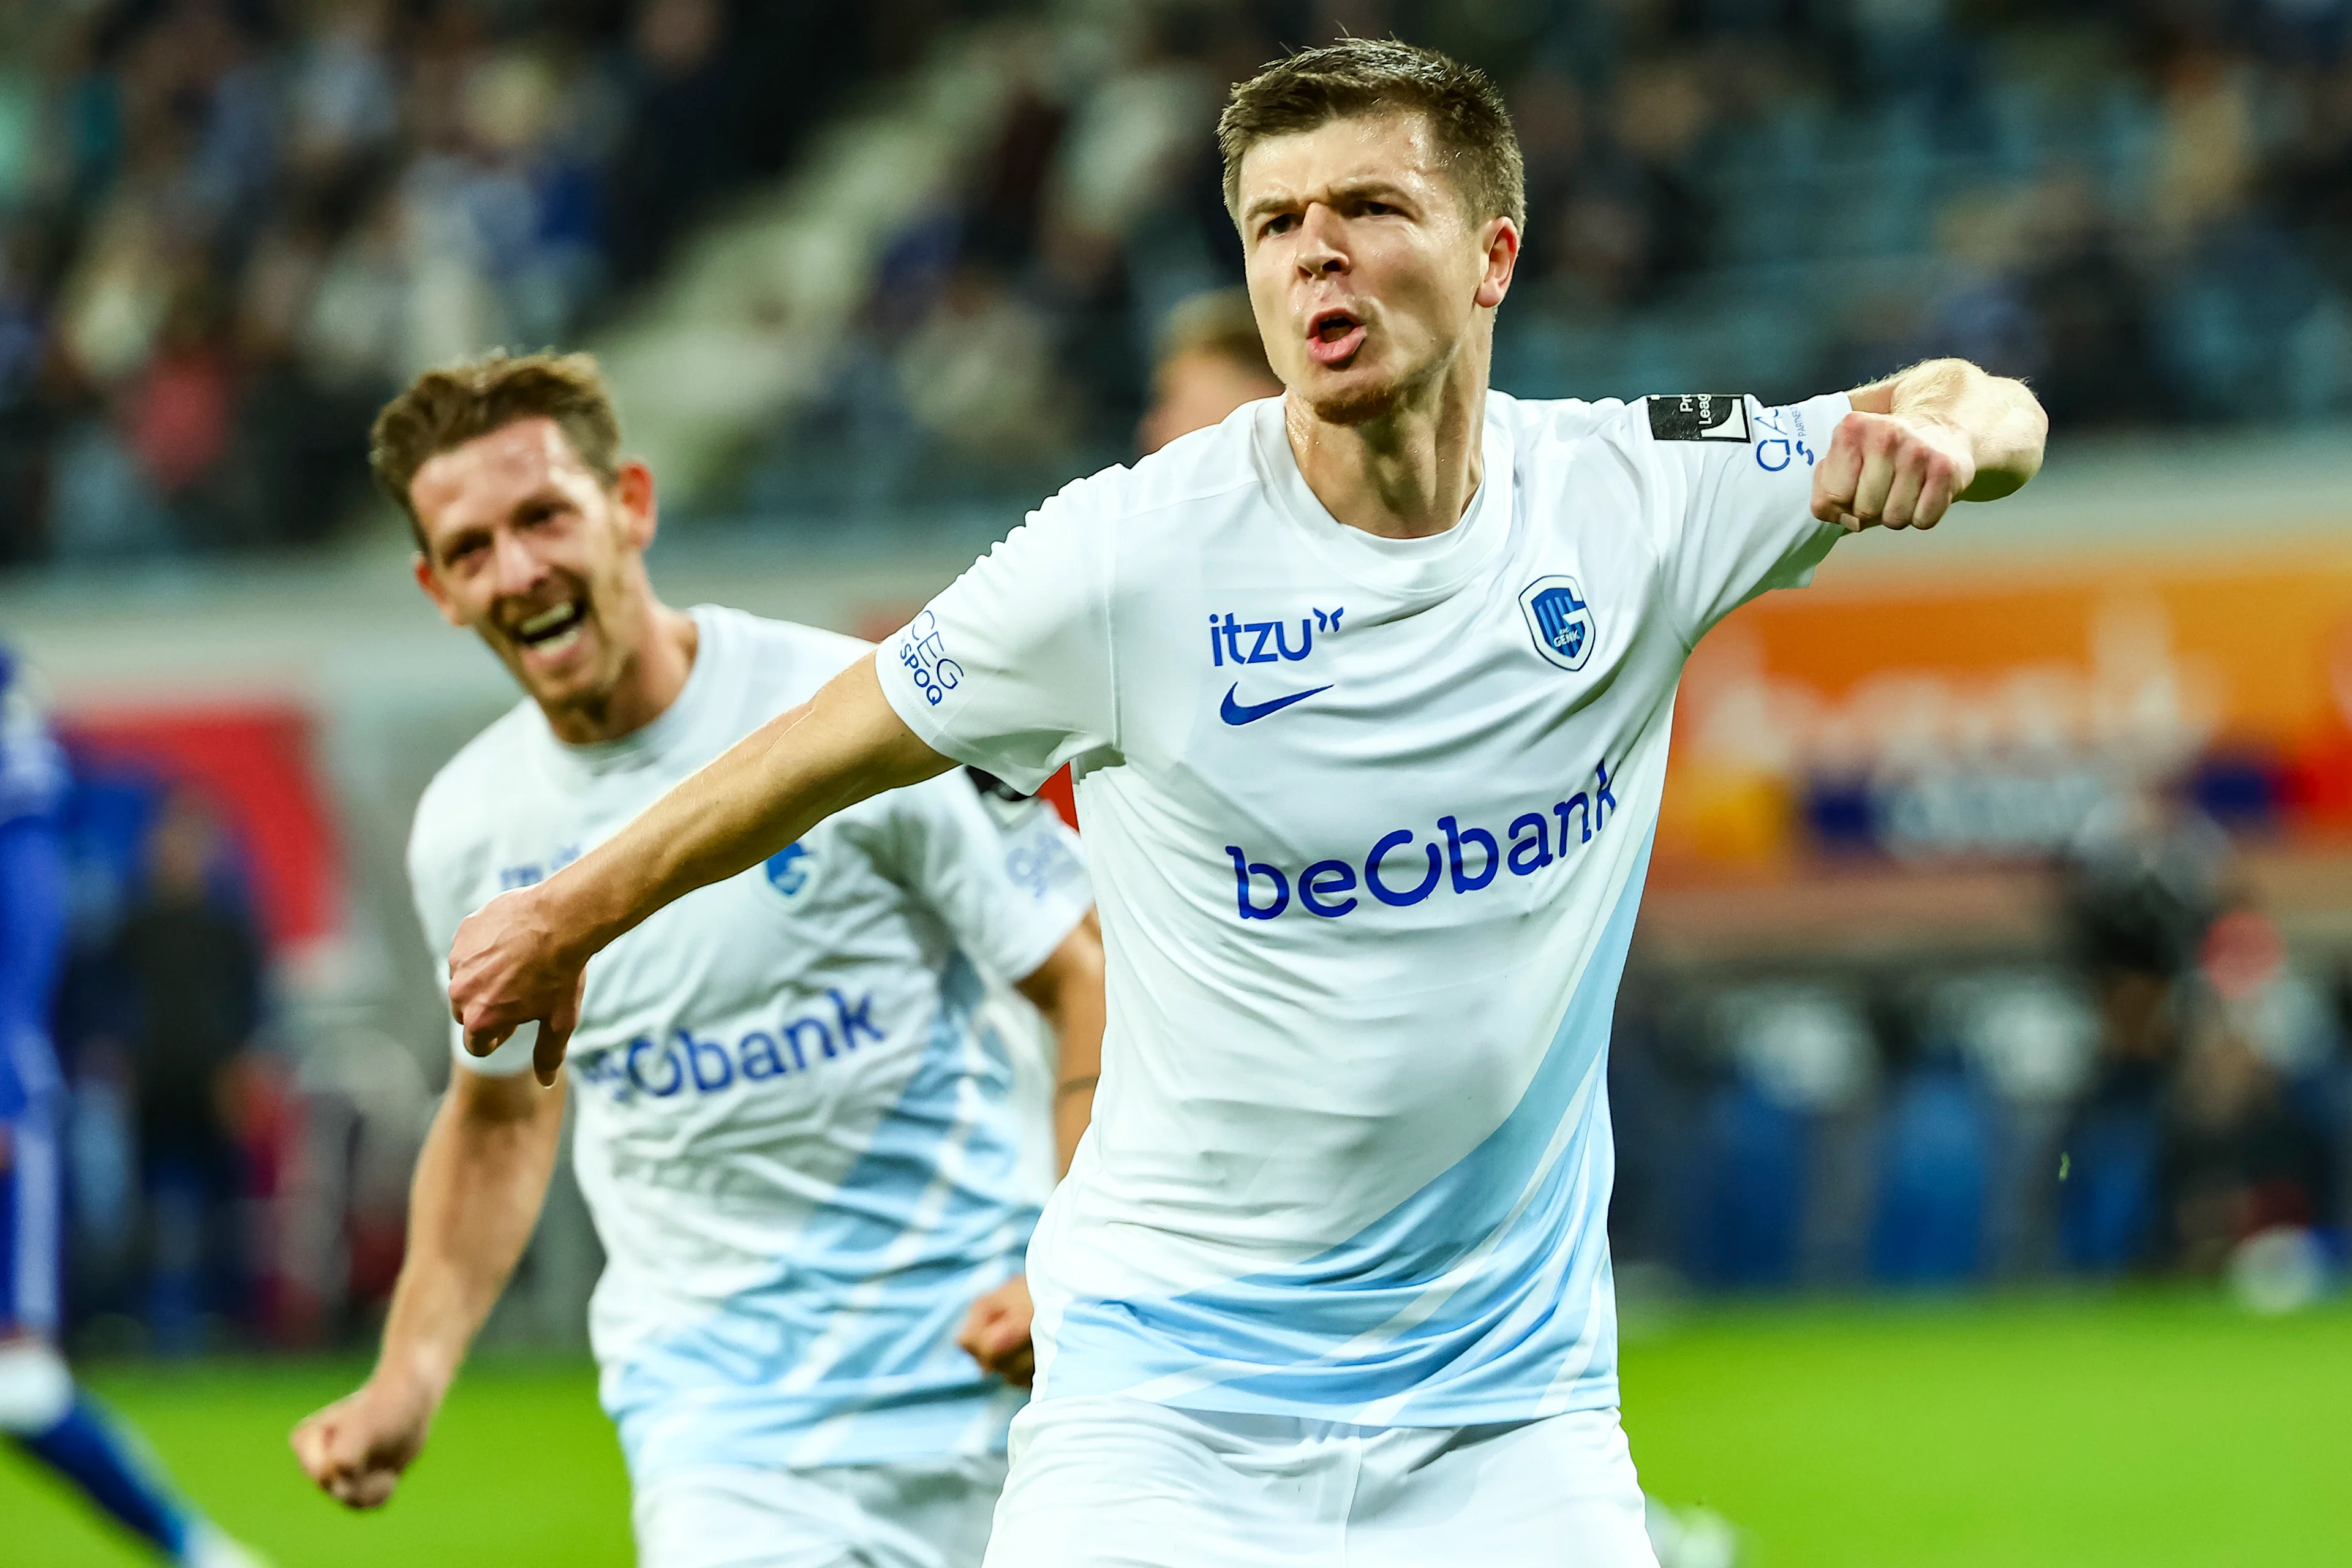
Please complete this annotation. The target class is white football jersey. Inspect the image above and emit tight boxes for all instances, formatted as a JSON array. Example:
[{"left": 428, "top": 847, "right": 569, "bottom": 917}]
[
  {"left": 409, "top": 606, "right": 1091, "bottom": 1478},
  {"left": 878, "top": 390, "right": 1848, "bottom": 1427}
]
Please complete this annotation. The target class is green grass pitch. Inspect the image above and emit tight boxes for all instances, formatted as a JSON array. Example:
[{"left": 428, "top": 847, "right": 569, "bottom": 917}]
[{"left": 6, "top": 1291, "right": 2346, "bottom": 1566}]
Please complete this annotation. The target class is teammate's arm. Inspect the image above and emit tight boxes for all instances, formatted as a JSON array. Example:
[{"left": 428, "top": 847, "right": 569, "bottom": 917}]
[
  {"left": 1815, "top": 357, "right": 2047, "bottom": 532},
  {"left": 955, "top": 918, "right": 1106, "bottom": 1387},
  {"left": 290, "top": 1067, "right": 565, "bottom": 1508},
  {"left": 449, "top": 657, "right": 951, "bottom": 1081},
  {"left": 1023, "top": 912, "right": 1105, "bottom": 1181}
]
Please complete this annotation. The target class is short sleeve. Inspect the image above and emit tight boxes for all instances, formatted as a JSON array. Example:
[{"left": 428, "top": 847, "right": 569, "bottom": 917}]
[
  {"left": 1641, "top": 392, "right": 1852, "bottom": 644},
  {"left": 875, "top": 484, "right": 1117, "bottom": 795},
  {"left": 406, "top": 786, "right": 538, "bottom": 1079},
  {"left": 870, "top": 772, "right": 1092, "bottom": 987}
]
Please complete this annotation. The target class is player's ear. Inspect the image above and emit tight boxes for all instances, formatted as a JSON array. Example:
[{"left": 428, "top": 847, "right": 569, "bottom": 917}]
[
  {"left": 1476, "top": 216, "right": 1519, "bottom": 310},
  {"left": 614, "top": 460, "right": 657, "bottom": 551}
]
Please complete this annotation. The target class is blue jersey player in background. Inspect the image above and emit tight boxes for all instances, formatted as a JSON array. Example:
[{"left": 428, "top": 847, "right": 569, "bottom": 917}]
[{"left": 0, "top": 648, "right": 268, "bottom": 1567}]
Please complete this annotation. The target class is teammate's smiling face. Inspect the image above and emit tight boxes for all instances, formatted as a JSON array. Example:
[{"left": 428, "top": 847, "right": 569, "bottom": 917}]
[
  {"left": 408, "top": 417, "right": 658, "bottom": 714},
  {"left": 1236, "top": 112, "right": 1518, "bottom": 424}
]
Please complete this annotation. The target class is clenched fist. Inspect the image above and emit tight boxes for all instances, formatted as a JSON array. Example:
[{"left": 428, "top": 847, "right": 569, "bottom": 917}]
[
  {"left": 1811, "top": 410, "right": 1977, "bottom": 533},
  {"left": 290, "top": 1378, "right": 435, "bottom": 1511},
  {"left": 956, "top": 1275, "right": 1038, "bottom": 1388}
]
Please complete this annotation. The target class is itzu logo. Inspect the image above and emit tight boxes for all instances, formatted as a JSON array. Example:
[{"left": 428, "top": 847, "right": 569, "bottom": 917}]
[
  {"left": 1207, "top": 606, "right": 1342, "bottom": 667},
  {"left": 1519, "top": 575, "right": 1597, "bottom": 672}
]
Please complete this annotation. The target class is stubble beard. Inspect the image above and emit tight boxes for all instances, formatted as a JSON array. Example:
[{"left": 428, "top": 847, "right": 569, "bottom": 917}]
[
  {"left": 1300, "top": 345, "right": 1452, "bottom": 430},
  {"left": 1301, "top": 361, "right": 1415, "bottom": 428}
]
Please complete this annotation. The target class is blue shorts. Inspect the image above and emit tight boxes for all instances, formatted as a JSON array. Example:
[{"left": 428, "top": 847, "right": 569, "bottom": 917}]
[{"left": 0, "top": 1108, "right": 62, "bottom": 1336}]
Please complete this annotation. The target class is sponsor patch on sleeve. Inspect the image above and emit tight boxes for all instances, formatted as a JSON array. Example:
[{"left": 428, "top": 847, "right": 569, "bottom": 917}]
[{"left": 1647, "top": 395, "right": 1752, "bottom": 443}]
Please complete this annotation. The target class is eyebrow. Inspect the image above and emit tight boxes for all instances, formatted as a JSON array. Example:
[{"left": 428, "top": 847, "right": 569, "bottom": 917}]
[{"left": 1242, "top": 178, "right": 1419, "bottom": 225}]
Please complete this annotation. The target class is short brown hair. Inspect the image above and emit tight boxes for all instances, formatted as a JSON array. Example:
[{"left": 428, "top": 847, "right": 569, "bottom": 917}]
[
  {"left": 1218, "top": 39, "right": 1525, "bottom": 230},
  {"left": 371, "top": 350, "right": 622, "bottom": 538},
  {"left": 1157, "top": 287, "right": 1276, "bottom": 381}
]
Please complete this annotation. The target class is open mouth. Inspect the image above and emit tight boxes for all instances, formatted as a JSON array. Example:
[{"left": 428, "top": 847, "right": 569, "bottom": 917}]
[
  {"left": 509, "top": 598, "right": 588, "bottom": 659},
  {"left": 1306, "top": 307, "right": 1367, "bottom": 366}
]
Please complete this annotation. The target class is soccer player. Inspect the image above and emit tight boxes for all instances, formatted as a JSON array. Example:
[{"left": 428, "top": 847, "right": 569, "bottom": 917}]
[
  {"left": 288, "top": 354, "right": 1104, "bottom": 1568},
  {"left": 1, "top": 650, "right": 267, "bottom": 1568},
  {"left": 1137, "top": 287, "right": 1285, "bottom": 455},
  {"left": 438, "top": 41, "right": 2046, "bottom": 1567}
]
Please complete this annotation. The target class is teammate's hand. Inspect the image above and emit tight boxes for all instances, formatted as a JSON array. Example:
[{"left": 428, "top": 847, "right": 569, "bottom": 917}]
[
  {"left": 957, "top": 1275, "right": 1038, "bottom": 1388},
  {"left": 447, "top": 887, "right": 587, "bottom": 1085},
  {"left": 290, "top": 1378, "right": 435, "bottom": 1510},
  {"left": 1811, "top": 410, "right": 1977, "bottom": 532}
]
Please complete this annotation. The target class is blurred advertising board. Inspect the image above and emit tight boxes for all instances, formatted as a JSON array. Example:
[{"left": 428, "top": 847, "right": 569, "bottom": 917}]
[
  {"left": 59, "top": 701, "right": 345, "bottom": 955},
  {"left": 1647, "top": 540, "right": 2352, "bottom": 957}
]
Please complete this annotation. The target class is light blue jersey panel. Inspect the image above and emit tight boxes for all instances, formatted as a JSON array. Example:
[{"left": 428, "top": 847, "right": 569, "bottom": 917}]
[
  {"left": 607, "top": 957, "right": 1036, "bottom": 1473},
  {"left": 1046, "top": 831, "right": 1650, "bottom": 1423}
]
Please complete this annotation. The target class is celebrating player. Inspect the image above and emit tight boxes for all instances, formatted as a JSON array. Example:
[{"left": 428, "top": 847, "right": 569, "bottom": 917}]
[
  {"left": 1, "top": 651, "right": 268, "bottom": 1568},
  {"left": 440, "top": 40, "right": 2045, "bottom": 1568},
  {"left": 289, "top": 354, "right": 1104, "bottom": 1568}
]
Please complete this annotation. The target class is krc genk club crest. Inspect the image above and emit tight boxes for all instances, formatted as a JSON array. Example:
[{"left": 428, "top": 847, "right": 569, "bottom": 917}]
[{"left": 1518, "top": 575, "right": 1597, "bottom": 672}]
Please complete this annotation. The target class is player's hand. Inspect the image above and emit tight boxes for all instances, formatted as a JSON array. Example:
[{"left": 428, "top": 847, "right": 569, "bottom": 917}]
[
  {"left": 1811, "top": 410, "right": 1977, "bottom": 532},
  {"left": 447, "top": 887, "right": 587, "bottom": 1085},
  {"left": 290, "top": 1378, "right": 435, "bottom": 1510},
  {"left": 957, "top": 1275, "right": 1038, "bottom": 1387}
]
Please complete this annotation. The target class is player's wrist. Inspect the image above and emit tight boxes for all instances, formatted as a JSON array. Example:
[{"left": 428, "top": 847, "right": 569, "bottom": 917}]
[{"left": 371, "top": 1339, "right": 458, "bottom": 1420}]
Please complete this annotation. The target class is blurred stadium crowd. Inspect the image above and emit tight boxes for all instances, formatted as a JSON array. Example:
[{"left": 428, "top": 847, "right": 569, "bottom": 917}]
[
  {"left": 6, "top": 0, "right": 2351, "bottom": 558},
  {"left": 0, "top": 0, "right": 936, "bottom": 563},
  {"left": 761, "top": 0, "right": 2352, "bottom": 511},
  {"left": 1613, "top": 810, "right": 2351, "bottom": 1297},
  {"left": 4, "top": 0, "right": 2352, "bottom": 552}
]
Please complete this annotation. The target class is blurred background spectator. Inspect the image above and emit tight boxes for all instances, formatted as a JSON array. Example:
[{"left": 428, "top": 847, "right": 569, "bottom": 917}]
[{"left": 104, "top": 793, "right": 265, "bottom": 1353}]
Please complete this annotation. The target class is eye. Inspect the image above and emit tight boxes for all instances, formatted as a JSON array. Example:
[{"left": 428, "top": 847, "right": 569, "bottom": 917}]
[
  {"left": 1261, "top": 213, "right": 1298, "bottom": 238},
  {"left": 1360, "top": 200, "right": 1397, "bottom": 216}
]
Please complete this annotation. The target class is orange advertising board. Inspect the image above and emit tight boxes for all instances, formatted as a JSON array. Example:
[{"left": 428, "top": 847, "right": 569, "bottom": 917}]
[{"left": 1658, "top": 541, "right": 2352, "bottom": 875}]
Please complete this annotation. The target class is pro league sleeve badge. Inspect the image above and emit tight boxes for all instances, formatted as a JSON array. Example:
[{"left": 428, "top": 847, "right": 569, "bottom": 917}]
[{"left": 1648, "top": 395, "right": 1752, "bottom": 442}]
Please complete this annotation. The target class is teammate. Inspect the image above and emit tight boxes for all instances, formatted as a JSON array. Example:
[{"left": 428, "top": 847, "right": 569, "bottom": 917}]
[
  {"left": 288, "top": 354, "right": 1104, "bottom": 1568},
  {"left": 1, "top": 650, "right": 267, "bottom": 1568},
  {"left": 1137, "top": 287, "right": 1284, "bottom": 456},
  {"left": 440, "top": 40, "right": 2046, "bottom": 1568}
]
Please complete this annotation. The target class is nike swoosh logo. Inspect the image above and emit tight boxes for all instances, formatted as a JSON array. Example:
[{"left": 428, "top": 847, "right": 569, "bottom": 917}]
[{"left": 1219, "top": 682, "right": 1332, "bottom": 725}]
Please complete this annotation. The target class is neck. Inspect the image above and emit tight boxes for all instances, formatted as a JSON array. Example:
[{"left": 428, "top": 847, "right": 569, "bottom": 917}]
[
  {"left": 541, "top": 594, "right": 699, "bottom": 745},
  {"left": 1283, "top": 331, "right": 1490, "bottom": 540}
]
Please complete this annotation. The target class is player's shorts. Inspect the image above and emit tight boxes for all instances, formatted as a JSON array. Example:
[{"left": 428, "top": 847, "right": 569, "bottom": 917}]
[
  {"left": 633, "top": 1453, "right": 1008, "bottom": 1568},
  {"left": 983, "top": 1396, "right": 1659, "bottom": 1568},
  {"left": 0, "top": 1110, "right": 63, "bottom": 1336}
]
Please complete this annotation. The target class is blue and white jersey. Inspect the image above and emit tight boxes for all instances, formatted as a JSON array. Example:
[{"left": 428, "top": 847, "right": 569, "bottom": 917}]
[
  {"left": 879, "top": 390, "right": 1849, "bottom": 1427},
  {"left": 409, "top": 607, "right": 1091, "bottom": 1479}
]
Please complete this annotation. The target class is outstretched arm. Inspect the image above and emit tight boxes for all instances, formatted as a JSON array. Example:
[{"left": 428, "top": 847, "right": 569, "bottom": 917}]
[
  {"left": 1814, "top": 358, "right": 2048, "bottom": 531},
  {"left": 448, "top": 656, "right": 952, "bottom": 1081},
  {"left": 290, "top": 1068, "right": 564, "bottom": 1507}
]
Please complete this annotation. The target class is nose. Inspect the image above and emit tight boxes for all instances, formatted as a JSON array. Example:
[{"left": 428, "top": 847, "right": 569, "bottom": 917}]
[
  {"left": 1295, "top": 203, "right": 1349, "bottom": 279},
  {"left": 488, "top": 526, "right": 548, "bottom": 601}
]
